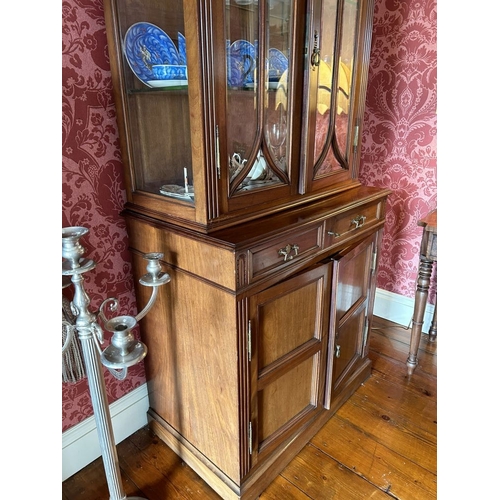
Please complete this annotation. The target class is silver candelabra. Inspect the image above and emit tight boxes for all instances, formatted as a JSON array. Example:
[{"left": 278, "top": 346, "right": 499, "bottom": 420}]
[{"left": 62, "top": 226, "right": 170, "bottom": 500}]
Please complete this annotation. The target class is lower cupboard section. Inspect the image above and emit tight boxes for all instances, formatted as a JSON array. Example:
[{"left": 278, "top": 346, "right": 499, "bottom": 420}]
[
  {"left": 128, "top": 210, "right": 383, "bottom": 500},
  {"left": 147, "top": 354, "right": 372, "bottom": 500}
]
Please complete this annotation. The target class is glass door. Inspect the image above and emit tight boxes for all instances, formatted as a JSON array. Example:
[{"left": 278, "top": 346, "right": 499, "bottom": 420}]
[
  {"left": 220, "top": 0, "right": 299, "bottom": 212},
  {"left": 301, "top": 0, "right": 360, "bottom": 193},
  {"left": 113, "top": 0, "right": 195, "bottom": 205}
]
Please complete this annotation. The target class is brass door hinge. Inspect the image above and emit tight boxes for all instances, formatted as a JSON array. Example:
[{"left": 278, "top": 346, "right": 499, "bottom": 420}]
[
  {"left": 371, "top": 249, "right": 378, "bottom": 272},
  {"left": 363, "top": 319, "right": 369, "bottom": 347},
  {"left": 353, "top": 124, "right": 360, "bottom": 153},
  {"left": 248, "top": 421, "right": 253, "bottom": 455},
  {"left": 215, "top": 125, "right": 221, "bottom": 179},
  {"left": 247, "top": 320, "right": 252, "bottom": 362}
]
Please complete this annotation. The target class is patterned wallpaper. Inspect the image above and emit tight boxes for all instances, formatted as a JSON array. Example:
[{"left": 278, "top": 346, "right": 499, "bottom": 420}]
[
  {"left": 62, "top": 0, "right": 146, "bottom": 432},
  {"left": 359, "top": 0, "right": 437, "bottom": 300},
  {"left": 61, "top": 0, "right": 437, "bottom": 432}
]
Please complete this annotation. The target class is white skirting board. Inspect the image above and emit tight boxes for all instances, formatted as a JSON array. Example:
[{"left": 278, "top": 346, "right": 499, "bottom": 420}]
[
  {"left": 62, "top": 288, "right": 434, "bottom": 481},
  {"left": 62, "top": 383, "right": 149, "bottom": 481},
  {"left": 373, "top": 288, "right": 435, "bottom": 334}
]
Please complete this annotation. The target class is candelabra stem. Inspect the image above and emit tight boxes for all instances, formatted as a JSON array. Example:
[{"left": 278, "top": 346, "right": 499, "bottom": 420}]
[
  {"left": 70, "top": 271, "right": 129, "bottom": 500},
  {"left": 80, "top": 334, "right": 126, "bottom": 500},
  {"left": 62, "top": 228, "right": 166, "bottom": 500}
]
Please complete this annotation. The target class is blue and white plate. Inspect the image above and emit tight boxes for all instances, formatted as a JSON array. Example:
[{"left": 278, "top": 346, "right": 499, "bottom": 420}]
[
  {"left": 227, "top": 40, "right": 256, "bottom": 87},
  {"left": 177, "top": 32, "right": 187, "bottom": 65},
  {"left": 147, "top": 80, "right": 189, "bottom": 89},
  {"left": 123, "top": 22, "right": 180, "bottom": 87},
  {"left": 268, "top": 48, "right": 288, "bottom": 78}
]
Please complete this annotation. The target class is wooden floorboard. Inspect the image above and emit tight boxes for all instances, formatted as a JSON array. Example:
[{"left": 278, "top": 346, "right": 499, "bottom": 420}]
[{"left": 62, "top": 316, "right": 437, "bottom": 499}]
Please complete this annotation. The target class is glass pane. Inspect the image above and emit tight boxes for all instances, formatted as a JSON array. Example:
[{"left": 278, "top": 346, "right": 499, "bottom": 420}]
[
  {"left": 226, "top": 0, "right": 260, "bottom": 186},
  {"left": 313, "top": 0, "right": 338, "bottom": 170},
  {"left": 116, "top": 0, "right": 194, "bottom": 203},
  {"left": 225, "top": 0, "right": 290, "bottom": 194},
  {"left": 265, "top": 0, "right": 291, "bottom": 174},
  {"left": 313, "top": 0, "right": 359, "bottom": 178},
  {"left": 336, "top": 0, "right": 358, "bottom": 155}
]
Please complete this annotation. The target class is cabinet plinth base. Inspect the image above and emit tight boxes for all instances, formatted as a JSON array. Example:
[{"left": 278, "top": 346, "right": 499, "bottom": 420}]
[{"left": 147, "top": 358, "right": 372, "bottom": 500}]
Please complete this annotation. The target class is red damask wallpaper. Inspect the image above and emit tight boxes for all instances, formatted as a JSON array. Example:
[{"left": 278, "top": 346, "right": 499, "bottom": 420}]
[
  {"left": 359, "top": 0, "right": 437, "bottom": 299},
  {"left": 62, "top": 0, "right": 146, "bottom": 432},
  {"left": 61, "top": 0, "right": 437, "bottom": 432}
]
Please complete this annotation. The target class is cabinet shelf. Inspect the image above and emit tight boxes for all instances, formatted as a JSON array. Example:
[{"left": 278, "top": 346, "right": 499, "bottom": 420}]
[{"left": 128, "top": 86, "right": 189, "bottom": 94}]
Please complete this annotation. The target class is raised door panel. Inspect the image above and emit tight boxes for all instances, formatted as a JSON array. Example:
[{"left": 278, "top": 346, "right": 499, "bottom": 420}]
[{"left": 248, "top": 262, "right": 331, "bottom": 468}]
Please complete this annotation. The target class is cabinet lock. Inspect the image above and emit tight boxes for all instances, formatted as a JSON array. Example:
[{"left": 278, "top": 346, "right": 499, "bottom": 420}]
[
  {"left": 311, "top": 30, "right": 320, "bottom": 70},
  {"left": 351, "top": 215, "right": 366, "bottom": 229},
  {"left": 278, "top": 243, "right": 299, "bottom": 262}
]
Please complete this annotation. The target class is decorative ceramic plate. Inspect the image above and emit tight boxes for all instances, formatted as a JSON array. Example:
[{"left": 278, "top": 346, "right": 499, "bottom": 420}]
[
  {"left": 268, "top": 48, "right": 288, "bottom": 76},
  {"left": 177, "top": 32, "right": 187, "bottom": 65},
  {"left": 160, "top": 184, "right": 194, "bottom": 201},
  {"left": 123, "top": 22, "right": 180, "bottom": 87},
  {"left": 147, "top": 80, "right": 189, "bottom": 88},
  {"left": 227, "top": 40, "right": 256, "bottom": 87}
]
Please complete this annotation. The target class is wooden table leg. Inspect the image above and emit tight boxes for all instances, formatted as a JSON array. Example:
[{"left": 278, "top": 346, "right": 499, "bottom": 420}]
[
  {"left": 407, "top": 257, "right": 434, "bottom": 376},
  {"left": 428, "top": 299, "right": 437, "bottom": 342}
]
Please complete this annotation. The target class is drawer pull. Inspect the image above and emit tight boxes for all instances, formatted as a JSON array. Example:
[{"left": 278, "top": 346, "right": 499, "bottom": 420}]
[
  {"left": 327, "top": 231, "right": 340, "bottom": 237},
  {"left": 351, "top": 215, "right": 366, "bottom": 229},
  {"left": 335, "top": 345, "right": 341, "bottom": 358},
  {"left": 278, "top": 243, "right": 299, "bottom": 262}
]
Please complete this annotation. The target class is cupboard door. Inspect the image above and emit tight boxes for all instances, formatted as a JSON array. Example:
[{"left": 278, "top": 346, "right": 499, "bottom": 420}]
[
  {"left": 324, "top": 231, "right": 377, "bottom": 407},
  {"left": 301, "top": 0, "right": 373, "bottom": 194},
  {"left": 248, "top": 263, "right": 330, "bottom": 467}
]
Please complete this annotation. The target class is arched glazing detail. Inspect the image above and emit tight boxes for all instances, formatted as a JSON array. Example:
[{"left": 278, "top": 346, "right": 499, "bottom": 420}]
[
  {"left": 312, "top": 0, "right": 358, "bottom": 179},
  {"left": 225, "top": 0, "right": 292, "bottom": 195}
]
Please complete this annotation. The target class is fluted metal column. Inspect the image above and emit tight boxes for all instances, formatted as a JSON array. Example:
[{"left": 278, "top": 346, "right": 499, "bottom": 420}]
[{"left": 63, "top": 227, "right": 169, "bottom": 500}]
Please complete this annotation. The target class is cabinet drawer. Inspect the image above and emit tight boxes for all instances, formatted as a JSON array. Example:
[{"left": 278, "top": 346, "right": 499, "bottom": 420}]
[
  {"left": 248, "top": 224, "right": 323, "bottom": 282},
  {"left": 324, "top": 201, "right": 383, "bottom": 250}
]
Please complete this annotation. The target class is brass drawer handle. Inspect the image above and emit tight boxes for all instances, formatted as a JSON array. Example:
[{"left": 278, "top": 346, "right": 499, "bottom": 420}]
[
  {"left": 351, "top": 215, "right": 366, "bottom": 229},
  {"left": 278, "top": 243, "right": 299, "bottom": 262},
  {"left": 327, "top": 214, "right": 367, "bottom": 239}
]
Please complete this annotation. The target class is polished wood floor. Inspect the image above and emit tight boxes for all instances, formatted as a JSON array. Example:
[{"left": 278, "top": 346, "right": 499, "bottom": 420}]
[{"left": 62, "top": 316, "right": 437, "bottom": 499}]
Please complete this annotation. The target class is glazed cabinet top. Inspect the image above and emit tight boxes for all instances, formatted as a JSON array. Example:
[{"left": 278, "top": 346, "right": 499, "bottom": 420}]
[{"left": 104, "top": 0, "right": 376, "bottom": 232}]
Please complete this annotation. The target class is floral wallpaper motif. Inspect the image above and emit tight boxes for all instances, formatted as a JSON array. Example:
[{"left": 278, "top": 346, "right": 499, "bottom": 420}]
[
  {"left": 359, "top": 0, "right": 437, "bottom": 301},
  {"left": 61, "top": 0, "right": 437, "bottom": 432},
  {"left": 62, "top": 0, "right": 146, "bottom": 432}
]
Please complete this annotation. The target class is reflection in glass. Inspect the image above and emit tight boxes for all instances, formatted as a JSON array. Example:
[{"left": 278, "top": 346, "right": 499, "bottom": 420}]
[
  {"left": 225, "top": 1, "right": 259, "bottom": 188},
  {"left": 312, "top": 0, "right": 358, "bottom": 179},
  {"left": 267, "top": 119, "right": 286, "bottom": 148},
  {"left": 224, "top": 0, "right": 292, "bottom": 194},
  {"left": 336, "top": 0, "right": 357, "bottom": 154}
]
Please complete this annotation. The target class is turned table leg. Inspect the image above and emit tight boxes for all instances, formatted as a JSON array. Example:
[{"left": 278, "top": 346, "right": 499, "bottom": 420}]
[
  {"left": 407, "top": 257, "right": 434, "bottom": 376},
  {"left": 428, "top": 299, "right": 437, "bottom": 342}
]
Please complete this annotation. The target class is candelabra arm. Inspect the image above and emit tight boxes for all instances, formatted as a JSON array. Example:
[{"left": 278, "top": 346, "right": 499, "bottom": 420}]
[
  {"left": 135, "top": 286, "right": 159, "bottom": 322},
  {"left": 62, "top": 320, "right": 76, "bottom": 354},
  {"left": 135, "top": 253, "right": 171, "bottom": 322},
  {"left": 98, "top": 297, "right": 119, "bottom": 325},
  {"left": 107, "top": 367, "right": 128, "bottom": 380}
]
